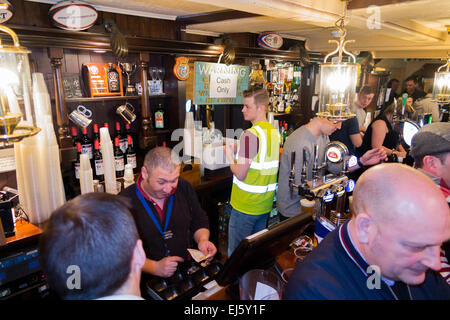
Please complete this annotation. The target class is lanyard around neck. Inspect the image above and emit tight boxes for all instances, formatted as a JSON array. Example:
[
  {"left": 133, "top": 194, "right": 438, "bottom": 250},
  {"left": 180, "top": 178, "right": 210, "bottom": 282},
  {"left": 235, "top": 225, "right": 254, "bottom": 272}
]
[{"left": 135, "top": 184, "right": 174, "bottom": 237}]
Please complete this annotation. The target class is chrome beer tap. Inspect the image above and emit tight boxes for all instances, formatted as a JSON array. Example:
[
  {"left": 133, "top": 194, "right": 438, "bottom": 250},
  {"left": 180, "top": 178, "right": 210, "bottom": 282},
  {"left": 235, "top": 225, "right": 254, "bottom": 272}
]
[{"left": 289, "top": 151, "right": 296, "bottom": 199}]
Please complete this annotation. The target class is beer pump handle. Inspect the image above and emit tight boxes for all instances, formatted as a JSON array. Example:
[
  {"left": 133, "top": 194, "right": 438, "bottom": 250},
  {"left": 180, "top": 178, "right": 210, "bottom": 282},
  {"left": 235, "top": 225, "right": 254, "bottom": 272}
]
[
  {"left": 312, "top": 144, "right": 319, "bottom": 180},
  {"left": 393, "top": 98, "right": 398, "bottom": 126},
  {"left": 289, "top": 151, "right": 296, "bottom": 199},
  {"left": 401, "top": 93, "right": 408, "bottom": 119},
  {"left": 341, "top": 156, "right": 349, "bottom": 176},
  {"left": 301, "top": 147, "right": 308, "bottom": 184}
]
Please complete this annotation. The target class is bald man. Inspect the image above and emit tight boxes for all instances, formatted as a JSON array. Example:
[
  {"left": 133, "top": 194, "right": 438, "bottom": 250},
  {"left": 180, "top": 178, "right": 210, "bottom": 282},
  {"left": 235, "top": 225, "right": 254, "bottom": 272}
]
[{"left": 283, "top": 163, "right": 450, "bottom": 300}]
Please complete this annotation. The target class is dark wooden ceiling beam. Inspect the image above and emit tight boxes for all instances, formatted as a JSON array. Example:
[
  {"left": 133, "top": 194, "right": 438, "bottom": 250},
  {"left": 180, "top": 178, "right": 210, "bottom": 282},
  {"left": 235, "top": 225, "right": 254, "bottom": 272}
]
[
  {"left": 6, "top": 24, "right": 313, "bottom": 61},
  {"left": 176, "top": 10, "right": 262, "bottom": 26}
]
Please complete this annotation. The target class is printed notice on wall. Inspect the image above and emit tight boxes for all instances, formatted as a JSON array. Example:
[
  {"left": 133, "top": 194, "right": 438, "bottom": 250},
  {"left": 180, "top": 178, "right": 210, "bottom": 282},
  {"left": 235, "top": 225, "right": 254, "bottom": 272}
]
[
  {"left": 194, "top": 62, "right": 249, "bottom": 105},
  {"left": 209, "top": 73, "right": 237, "bottom": 98}
]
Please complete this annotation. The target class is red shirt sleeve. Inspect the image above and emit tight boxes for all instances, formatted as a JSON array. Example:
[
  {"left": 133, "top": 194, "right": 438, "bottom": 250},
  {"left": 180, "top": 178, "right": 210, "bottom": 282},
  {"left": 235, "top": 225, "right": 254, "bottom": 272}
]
[{"left": 238, "top": 131, "right": 259, "bottom": 160}]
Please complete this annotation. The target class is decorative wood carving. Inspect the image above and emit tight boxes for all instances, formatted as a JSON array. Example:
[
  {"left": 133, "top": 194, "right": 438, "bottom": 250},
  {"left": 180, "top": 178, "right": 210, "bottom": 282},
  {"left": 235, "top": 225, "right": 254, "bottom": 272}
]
[
  {"left": 138, "top": 52, "right": 157, "bottom": 150},
  {"left": 48, "top": 47, "right": 72, "bottom": 147}
]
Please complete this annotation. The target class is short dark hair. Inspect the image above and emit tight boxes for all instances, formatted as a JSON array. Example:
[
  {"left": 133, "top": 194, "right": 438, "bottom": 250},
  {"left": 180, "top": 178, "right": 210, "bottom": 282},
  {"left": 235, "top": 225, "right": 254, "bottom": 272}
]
[
  {"left": 359, "top": 85, "right": 375, "bottom": 96},
  {"left": 413, "top": 152, "right": 448, "bottom": 169},
  {"left": 243, "top": 85, "right": 269, "bottom": 107},
  {"left": 405, "top": 75, "right": 418, "bottom": 84},
  {"left": 39, "top": 193, "right": 139, "bottom": 300},
  {"left": 387, "top": 79, "right": 399, "bottom": 87},
  {"left": 144, "top": 146, "right": 181, "bottom": 173}
]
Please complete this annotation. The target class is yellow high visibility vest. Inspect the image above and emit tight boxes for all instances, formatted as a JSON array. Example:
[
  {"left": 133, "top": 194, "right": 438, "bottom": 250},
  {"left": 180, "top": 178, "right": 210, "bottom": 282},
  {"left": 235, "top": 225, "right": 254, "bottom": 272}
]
[{"left": 230, "top": 121, "right": 280, "bottom": 215}]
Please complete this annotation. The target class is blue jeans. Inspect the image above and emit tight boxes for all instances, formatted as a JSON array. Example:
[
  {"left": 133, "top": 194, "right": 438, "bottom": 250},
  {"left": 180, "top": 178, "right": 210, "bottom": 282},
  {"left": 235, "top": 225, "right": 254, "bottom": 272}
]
[{"left": 227, "top": 207, "right": 269, "bottom": 257}]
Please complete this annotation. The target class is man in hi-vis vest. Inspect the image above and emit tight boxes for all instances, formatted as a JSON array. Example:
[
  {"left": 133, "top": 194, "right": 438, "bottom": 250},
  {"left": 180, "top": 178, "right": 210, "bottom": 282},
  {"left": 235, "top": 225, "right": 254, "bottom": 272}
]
[{"left": 224, "top": 86, "right": 280, "bottom": 257}]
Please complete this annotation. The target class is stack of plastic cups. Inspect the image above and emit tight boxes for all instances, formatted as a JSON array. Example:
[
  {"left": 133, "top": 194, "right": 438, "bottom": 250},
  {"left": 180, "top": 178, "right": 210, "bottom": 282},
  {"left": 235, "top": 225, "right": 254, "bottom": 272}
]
[
  {"left": 100, "top": 127, "right": 117, "bottom": 194},
  {"left": 79, "top": 153, "right": 94, "bottom": 194}
]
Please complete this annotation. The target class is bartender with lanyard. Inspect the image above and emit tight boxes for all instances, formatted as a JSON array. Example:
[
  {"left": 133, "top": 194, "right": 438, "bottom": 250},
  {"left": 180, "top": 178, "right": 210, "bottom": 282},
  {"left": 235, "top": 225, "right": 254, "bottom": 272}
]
[{"left": 120, "top": 146, "right": 216, "bottom": 278}]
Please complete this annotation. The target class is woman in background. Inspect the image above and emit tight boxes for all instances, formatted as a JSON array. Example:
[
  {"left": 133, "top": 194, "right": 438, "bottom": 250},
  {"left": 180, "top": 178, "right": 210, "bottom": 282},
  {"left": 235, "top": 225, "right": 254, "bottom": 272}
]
[{"left": 357, "top": 98, "right": 408, "bottom": 159}]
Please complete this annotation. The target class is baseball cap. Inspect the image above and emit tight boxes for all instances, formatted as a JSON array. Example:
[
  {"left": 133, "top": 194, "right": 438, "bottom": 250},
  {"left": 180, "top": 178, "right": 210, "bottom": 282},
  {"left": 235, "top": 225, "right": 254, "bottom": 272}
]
[{"left": 410, "top": 122, "right": 450, "bottom": 158}]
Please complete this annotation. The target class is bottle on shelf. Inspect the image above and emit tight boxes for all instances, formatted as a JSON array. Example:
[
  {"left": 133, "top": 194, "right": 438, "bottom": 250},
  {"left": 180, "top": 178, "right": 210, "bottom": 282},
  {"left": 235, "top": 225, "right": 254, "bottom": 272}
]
[
  {"left": 93, "top": 123, "right": 101, "bottom": 150},
  {"left": 291, "top": 64, "right": 301, "bottom": 91},
  {"left": 103, "top": 122, "right": 109, "bottom": 128},
  {"left": 93, "top": 139, "right": 104, "bottom": 181},
  {"left": 277, "top": 97, "right": 285, "bottom": 113},
  {"left": 125, "top": 123, "right": 135, "bottom": 148},
  {"left": 107, "top": 63, "right": 121, "bottom": 93},
  {"left": 282, "top": 122, "right": 288, "bottom": 146},
  {"left": 93, "top": 123, "right": 100, "bottom": 142},
  {"left": 284, "top": 64, "right": 293, "bottom": 93},
  {"left": 155, "top": 103, "right": 165, "bottom": 129},
  {"left": 71, "top": 126, "right": 81, "bottom": 147},
  {"left": 125, "top": 123, "right": 132, "bottom": 140},
  {"left": 81, "top": 127, "right": 93, "bottom": 160},
  {"left": 125, "top": 135, "right": 137, "bottom": 171},
  {"left": 114, "top": 136, "right": 125, "bottom": 178},
  {"left": 115, "top": 121, "right": 128, "bottom": 154},
  {"left": 74, "top": 142, "right": 82, "bottom": 180}
]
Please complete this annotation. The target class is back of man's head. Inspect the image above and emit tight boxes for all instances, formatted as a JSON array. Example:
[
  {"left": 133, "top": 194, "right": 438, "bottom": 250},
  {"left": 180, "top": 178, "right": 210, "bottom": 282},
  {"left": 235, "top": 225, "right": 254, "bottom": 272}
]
[
  {"left": 243, "top": 85, "right": 269, "bottom": 108},
  {"left": 352, "top": 163, "right": 448, "bottom": 223},
  {"left": 39, "top": 193, "right": 140, "bottom": 300},
  {"left": 410, "top": 122, "right": 450, "bottom": 168}
]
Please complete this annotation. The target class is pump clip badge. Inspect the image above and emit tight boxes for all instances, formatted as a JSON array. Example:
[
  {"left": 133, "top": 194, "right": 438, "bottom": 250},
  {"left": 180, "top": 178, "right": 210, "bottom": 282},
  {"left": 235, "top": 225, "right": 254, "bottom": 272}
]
[{"left": 174, "top": 56, "right": 190, "bottom": 81}]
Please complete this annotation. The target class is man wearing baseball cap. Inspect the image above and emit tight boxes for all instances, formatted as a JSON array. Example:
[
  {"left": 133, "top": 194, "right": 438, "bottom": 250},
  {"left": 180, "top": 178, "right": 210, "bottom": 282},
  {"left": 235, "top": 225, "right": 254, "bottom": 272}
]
[
  {"left": 410, "top": 122, "right": 450, "bottom": 202},
  {"left": 410, "top": 122, "right": 450, "bottom": 284}
]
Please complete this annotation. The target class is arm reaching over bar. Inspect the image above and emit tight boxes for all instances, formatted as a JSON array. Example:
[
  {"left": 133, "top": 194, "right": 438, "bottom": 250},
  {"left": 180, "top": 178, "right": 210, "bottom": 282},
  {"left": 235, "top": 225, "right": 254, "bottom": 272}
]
[{"left": 225, "top": 138, "right": 253, "bottom": 181}]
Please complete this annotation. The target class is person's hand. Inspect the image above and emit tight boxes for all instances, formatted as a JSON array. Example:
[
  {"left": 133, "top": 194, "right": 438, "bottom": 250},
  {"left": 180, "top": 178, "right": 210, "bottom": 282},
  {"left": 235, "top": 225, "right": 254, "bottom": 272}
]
[
  {"left": 396, "top": 151, "right": 407, "bottom": 158},
  {"left": 405, "top": 97, "right": 415, "bottom": 113},
  {"left": 198, "top": 240, "right": 217, "bottom": 261},
  {"left": 360, "top": 148, "right": 387, "bottom": 166},
  {"left": 224, "top": 142, "right": 235, "bottom": 163},
  {"left": 154, "top": 256, "right": 184, "bottom": 278}
]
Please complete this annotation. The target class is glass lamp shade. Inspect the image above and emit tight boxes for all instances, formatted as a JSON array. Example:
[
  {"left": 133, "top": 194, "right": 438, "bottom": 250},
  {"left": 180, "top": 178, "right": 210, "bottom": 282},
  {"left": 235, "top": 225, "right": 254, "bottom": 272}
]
[
  {"left": 0, "top": 25, "right": 39, "bottom": 143},
  {"left": 432, "top": 70, "right": 450, "bottom": 105},
  {"left": 317, "top": 62, "right": 358, "bottom": 121}
]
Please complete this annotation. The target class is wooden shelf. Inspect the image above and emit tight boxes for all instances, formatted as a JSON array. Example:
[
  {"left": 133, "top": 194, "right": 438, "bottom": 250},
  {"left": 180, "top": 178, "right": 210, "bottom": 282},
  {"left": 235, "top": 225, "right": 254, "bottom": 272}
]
[
  {"left": 154, "top": 129, "right": 171, "bottom": 135},
  {"left": 64, "top": 94, "right": 170, "bottom": 103},
  {"left": 273, "top": 112, "right": 290, "bottom": 117}
]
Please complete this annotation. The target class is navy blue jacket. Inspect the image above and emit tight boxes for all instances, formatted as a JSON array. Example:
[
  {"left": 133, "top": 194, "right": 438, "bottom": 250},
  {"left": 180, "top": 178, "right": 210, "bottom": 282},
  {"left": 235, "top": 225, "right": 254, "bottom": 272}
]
[{"left": 283, "top": 221, "right": 450, "bottom": 300}]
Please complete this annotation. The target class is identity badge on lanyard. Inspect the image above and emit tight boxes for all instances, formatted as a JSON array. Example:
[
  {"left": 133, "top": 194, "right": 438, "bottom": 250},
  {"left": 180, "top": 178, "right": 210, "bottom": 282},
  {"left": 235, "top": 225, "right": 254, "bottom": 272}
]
[{"left": 136, "top": 185, "right": 174, "bottom": 256}]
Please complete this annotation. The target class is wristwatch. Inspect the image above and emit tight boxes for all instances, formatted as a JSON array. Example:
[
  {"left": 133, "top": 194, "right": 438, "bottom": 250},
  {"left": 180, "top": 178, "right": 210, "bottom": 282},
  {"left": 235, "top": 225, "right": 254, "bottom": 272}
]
[{"left": 357, "top": 158, "right": 365, "bottom": 169}]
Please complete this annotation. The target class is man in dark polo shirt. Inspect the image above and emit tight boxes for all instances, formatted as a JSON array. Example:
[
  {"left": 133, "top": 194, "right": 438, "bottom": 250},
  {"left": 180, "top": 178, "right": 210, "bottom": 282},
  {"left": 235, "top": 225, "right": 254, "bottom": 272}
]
[
  {"left": 329, "top": 116, "right": 362, "bottom": 156},
  {"left": 120, "top": 146, "right": 217, "bottom": 278}
]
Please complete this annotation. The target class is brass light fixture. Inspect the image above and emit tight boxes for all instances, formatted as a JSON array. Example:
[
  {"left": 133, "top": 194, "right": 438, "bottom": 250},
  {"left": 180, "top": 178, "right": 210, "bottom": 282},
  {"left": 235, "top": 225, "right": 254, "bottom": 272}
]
[
  {"left": 317, "top": 0, "right": 357, "bottom": 122},
  {"left": 432, "top": 53, "right": 450, "bottom": 105},
  {"left": 0, "top": 23, "right": 40, "bottom": 147}
]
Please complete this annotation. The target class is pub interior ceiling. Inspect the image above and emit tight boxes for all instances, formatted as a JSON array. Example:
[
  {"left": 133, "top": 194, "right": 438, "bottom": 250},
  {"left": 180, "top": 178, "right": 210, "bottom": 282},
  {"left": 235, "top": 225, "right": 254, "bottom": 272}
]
[{"left": 28, "top": 0, "right": 450, "bottom": 59}]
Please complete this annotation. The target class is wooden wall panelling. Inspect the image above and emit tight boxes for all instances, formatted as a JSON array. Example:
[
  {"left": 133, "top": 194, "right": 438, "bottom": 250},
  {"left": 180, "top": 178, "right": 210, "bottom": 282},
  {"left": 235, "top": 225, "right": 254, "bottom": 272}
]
[
  {"left": 164, "top": 55, "right": 180, "bottom": 132},
  {"left": 22, "top": 0, "right": 52, "bottom": 28},
  {"left": 9, "top": 0, "right": 25, "bottom": 26},
  {"left": 63, "top": 50, "right": 79, "bottom": 73},
  {"left": 115, "top": 13, "right": 128, "bottom": 36},
  {"left": 0, "top": 171, "right": 18, "bottom": 190},
  {"left": 139, "top": 16, "right": 152, "bottom": 38},
  {"left": 126, "top": 15, "right": 140, "bottom": 38}
]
